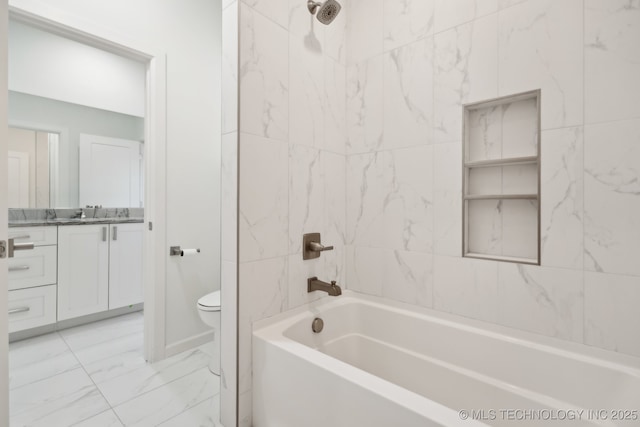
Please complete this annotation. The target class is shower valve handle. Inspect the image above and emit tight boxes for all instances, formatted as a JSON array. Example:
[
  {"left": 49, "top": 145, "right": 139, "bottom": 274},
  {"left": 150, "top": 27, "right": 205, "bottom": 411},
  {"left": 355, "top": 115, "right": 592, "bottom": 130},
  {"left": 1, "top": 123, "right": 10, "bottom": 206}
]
[
  {"left": 308, "top": 241, "right": 334, "bottom": 252},
  {"left": 303, "top": 233, "right": 333, "bottom": 260}
]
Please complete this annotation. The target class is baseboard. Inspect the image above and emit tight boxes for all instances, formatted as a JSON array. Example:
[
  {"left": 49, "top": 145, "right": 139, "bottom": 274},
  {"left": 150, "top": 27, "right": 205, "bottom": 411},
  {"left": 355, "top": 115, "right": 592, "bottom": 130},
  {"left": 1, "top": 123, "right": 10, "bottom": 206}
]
[
  {"left": 9, "top": 304, "right": 144, "bottom": 343},
  {"left": 164, "top": 330, "right": 214, "bottom": 358}
]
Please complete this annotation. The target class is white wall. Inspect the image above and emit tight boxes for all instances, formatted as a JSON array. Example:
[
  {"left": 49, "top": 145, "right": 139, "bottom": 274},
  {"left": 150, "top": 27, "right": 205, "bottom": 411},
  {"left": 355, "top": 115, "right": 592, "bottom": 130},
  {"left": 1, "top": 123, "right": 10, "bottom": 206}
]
[
  {"left": 0, "top": 1, "right": 9, "bottom": 424},
  {"left": 9, "top": 91, "right": 144, "bottom": 207},
  {"left": 344, "top": 0, "right": 640, "bottom": 358},
  {"left": 7, "top": 0, "right": 223, "bottom": 355},
  {"left": 9, "top": 19, "right": 145, "bottom": 117}
]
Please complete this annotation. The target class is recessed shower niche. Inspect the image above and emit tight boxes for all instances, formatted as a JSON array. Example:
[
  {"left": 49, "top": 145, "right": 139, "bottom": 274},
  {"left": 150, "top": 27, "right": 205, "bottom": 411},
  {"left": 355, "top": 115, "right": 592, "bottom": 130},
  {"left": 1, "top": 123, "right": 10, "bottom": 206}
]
[{"left": 463, "top": 90, "right": 541, "bottom": 265}]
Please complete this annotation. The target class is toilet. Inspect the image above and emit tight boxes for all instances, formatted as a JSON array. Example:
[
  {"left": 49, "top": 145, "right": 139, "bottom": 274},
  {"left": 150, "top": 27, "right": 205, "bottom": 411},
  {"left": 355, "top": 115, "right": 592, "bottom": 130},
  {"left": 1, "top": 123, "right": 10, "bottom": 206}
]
[{"left": 197, "top": 290, "right": 221, "bottom": 376}]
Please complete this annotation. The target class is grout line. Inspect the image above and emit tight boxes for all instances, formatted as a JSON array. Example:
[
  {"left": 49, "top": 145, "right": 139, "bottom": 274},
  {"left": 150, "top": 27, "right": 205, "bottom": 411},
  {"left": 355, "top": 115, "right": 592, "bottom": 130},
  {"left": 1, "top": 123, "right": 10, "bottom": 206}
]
[
  {"left": 58, "top": 332, "right": 125, "bottom": 425},
  {"left": 156, "top": 391, "right": 222, "bottom": 427},
  {"left": 241, "top": 1, "right": 288, "bottom": 32},
  {"left": 109, "top": 367, "right": 220, "bottom": 425},
  {"left": 67, "top": 409, "right": 120, "bottom": 427},
  {"left": 107, "top": 351, "right": 210, "bottom": 405},
  {"left": 581, "top": 0, "right": 587, "bottom": 346},
  {"left": 59, "top": 315, "right": 219, "bottom": 425},
  {"left": 431, "top": 26, "right": 436, "bottom": 308},
  {"left": 59, "top": 329, "right": 144, "bottom": 358}
]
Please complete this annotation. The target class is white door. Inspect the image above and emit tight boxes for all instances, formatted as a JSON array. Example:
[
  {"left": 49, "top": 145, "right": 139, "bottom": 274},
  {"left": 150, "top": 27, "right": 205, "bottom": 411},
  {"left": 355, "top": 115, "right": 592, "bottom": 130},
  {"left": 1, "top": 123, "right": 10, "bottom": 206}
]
[
  {"left": 109, "top": 223, "right": 144, "bottom": 309},
  {"left": 7, "top": 151, "right": 29, "bottom": 208},
  {"left": 57, "top": 224, "right": 109, "bottom": 320},
  {"left": 79, "top": 134, "right": 142, "bottom": 208}
]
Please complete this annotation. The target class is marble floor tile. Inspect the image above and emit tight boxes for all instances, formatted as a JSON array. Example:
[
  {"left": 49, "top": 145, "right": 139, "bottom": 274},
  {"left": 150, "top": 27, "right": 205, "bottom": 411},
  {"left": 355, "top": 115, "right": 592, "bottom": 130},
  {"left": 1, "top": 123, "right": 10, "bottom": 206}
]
[
  {"left": 158, "top": 397, "right": 222, "bottom": 427},
  {"left": 8, "top": 313, "right": 221, "bottom": 427},
  {"left": 113, "top": 367, "right": 219, "bottom": 426},
  {"left": 9, "top": 333, "right": 79, "bottom": 390},
  {"left": 59, "top": 312, "right": 144, "bottom": 353},
  {"left": 71, "top": 409, "right": 124, "bottom": 427},
  {"left": 10, "top": 367, "right": 110, "bottom": 427},
  {"left": 74, "top": 331, "right": 146, "bottom": 384},
  {"left": 197, "top": 341, "right": 216, "bottom": 357},
  {"left": 97, "top": 347, "right": 212, "bottom": 407}
]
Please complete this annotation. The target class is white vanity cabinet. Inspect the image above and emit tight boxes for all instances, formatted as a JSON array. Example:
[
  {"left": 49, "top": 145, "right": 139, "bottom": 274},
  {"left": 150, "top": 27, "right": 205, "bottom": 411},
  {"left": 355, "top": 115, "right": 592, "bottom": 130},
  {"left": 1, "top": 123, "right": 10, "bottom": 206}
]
[
  {"left": 8, "top": 226, "right": 58, "bottom": 333},
  {"left": 109, "top": 223, "right": 144, "bottom": 309},
  {"left": 57, "top": 224, "right": 110, "bottom": 320},
  {"left": 58, "top": 223, "right": 143, "bottom": 321},
  {"left": 8, "top": 227, "right": 58, "bottom": 291}
]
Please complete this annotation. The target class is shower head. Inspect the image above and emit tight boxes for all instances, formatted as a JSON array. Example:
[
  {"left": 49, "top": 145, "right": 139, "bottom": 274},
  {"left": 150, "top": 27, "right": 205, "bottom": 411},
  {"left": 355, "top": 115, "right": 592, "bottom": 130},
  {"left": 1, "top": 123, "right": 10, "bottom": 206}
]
[{"left": 307, "top": 0, "right": 342, "bottom": 25}]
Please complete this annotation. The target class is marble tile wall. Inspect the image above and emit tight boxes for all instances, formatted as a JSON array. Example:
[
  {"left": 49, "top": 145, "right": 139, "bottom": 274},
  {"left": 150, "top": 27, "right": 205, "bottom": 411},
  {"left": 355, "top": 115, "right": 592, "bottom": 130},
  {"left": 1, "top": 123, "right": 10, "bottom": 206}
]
[
  {"left": 345, "top": 0, "right": 640, "bottom": 359},
  {"left": 236, "top": 0, "right": 639, "bottom": 424},
  {"left": 236, "top": 1, "right": 347, "bottom": 425}
]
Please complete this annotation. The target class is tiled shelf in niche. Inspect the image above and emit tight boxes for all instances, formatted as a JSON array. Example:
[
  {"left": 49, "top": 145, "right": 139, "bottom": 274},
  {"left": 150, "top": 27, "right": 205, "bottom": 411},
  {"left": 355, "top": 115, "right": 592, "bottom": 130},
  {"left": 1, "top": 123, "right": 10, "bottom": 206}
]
[{"left": 462, "top": 90, "right": 541, "bottom": 265}]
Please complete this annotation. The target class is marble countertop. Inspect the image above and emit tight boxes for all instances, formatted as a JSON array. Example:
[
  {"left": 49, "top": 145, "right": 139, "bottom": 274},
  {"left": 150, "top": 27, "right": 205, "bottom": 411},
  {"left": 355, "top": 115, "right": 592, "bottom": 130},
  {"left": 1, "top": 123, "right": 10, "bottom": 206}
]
[
  {"left": 9, "top": 218, "right": 144, "bottom": 227},
  {"left": 9, "top": 207, "right": 144, "bottom": 228}
]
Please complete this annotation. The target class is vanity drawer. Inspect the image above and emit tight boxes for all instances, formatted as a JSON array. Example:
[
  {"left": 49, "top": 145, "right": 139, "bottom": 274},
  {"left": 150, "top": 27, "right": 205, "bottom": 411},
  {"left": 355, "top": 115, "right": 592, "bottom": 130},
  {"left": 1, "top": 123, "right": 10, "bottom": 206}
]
[
  {"left": 9, "top": 226, "right": 57, "bottom": 246},
  {"left": 8, "top": 246, "right": 57, "bottom": 291},
  {"left": 8, "top": 285, "right": 57, "bottom": 333}
]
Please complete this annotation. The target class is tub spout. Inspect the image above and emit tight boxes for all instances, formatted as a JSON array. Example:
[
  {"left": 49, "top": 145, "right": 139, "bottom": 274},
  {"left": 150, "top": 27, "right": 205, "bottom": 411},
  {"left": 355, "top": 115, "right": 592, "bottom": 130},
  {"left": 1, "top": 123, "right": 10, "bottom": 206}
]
[{"left": 307, "top": 277, "right": 342, "bottom": 296}]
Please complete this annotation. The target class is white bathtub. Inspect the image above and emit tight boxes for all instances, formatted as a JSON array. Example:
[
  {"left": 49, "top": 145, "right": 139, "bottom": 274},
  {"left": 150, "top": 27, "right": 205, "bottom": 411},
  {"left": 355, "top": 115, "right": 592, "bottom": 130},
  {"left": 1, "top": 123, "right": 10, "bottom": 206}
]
[{"left": 252, "top": 291, "right": 640, "bottom": 427}]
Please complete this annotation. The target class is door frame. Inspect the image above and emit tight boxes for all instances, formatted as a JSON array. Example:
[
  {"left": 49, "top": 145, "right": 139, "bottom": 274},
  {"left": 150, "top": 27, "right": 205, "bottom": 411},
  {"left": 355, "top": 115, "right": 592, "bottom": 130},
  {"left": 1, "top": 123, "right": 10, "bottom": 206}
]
[{"left": 3, "top": 2, "right": 168, "bottom": 370}]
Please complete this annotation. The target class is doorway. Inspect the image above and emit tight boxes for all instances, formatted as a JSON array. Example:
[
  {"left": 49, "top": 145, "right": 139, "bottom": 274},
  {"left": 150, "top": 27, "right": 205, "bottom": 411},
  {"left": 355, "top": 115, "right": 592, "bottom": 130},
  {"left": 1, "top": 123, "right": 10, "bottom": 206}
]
[
  {"left": 3, "top": 6, "right": 170, "bottom": 425},
  {"left": 2, "top": 1, "right": 227, "bottom": 424}
]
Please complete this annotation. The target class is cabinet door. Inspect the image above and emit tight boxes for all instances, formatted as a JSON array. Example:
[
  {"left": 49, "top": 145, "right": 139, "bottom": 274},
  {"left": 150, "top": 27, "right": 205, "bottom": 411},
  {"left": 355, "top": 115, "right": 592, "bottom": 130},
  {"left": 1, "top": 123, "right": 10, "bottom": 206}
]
[
  {"left": 109, "top": 223, "right": 144, "bottom": 309},
  {"left": 8, "top": 245, "right": 57, "bottom": 291},
  {"left": 79, "top": 134, "right": 142, "bottom": 208},
  {"left": 8, "top": 285, "right": 57, "bottom": 333},
  {"left": 58, "top": 225, "right": 109, "bottom": 320},
  {"left": 9, "top": 226, "right": 57, "bottom": 246}
]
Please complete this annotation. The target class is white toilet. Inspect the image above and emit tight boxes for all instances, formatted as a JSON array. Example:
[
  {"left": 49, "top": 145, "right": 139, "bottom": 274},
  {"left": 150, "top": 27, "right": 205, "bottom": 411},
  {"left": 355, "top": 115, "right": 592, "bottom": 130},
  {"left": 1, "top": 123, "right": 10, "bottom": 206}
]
[{"left": 197, "top": 290, "right": 221, "bottom": 376}]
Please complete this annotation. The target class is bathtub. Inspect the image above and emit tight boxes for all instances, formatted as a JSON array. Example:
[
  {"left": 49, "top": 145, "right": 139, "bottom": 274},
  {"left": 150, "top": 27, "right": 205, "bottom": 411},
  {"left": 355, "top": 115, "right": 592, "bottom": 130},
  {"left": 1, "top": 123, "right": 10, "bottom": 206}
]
[{"left": 253, "top": 291, "right": 640, "bottom": 427}]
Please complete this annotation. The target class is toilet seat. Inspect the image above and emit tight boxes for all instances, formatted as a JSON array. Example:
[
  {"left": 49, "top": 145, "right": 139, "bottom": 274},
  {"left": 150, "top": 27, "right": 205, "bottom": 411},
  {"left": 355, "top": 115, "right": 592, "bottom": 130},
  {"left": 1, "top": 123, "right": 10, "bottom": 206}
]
[{"left": 198, "top": 290, "right": 221, "bottom": 312}]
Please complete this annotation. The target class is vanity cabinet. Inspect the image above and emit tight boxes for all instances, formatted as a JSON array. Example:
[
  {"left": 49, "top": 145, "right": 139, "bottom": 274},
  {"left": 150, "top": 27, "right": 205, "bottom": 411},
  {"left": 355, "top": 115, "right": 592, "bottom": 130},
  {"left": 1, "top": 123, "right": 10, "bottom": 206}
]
[
  {"left": 8, "top": 226, "right": 58, "bottom": 333},
  {"left": 7, "top": 227, "right": 57, "bottom": 291},
  {"left": 58, "top": 223, "right": 143, "bottom": 321},
  {"left": 109, "top": 223, "right": 144, "bottom": 309},
  {"left": 57, "top": 224, "right": 109, "bottom": 320}
]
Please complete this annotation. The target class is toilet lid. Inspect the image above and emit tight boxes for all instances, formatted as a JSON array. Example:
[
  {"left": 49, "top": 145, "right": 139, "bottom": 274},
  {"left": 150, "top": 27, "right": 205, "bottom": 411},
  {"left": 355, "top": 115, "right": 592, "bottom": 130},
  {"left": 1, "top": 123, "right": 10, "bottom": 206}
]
[{"left": 198, "top": 290, "right": 221, "bottom": 311}]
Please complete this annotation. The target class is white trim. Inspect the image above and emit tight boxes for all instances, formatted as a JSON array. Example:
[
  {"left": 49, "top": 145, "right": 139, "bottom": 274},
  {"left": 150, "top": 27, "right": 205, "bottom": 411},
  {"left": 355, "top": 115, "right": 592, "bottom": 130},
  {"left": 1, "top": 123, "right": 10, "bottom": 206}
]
[
  {"left": 144, "top": 53, "right": 168, "bottom": 362},
  {"left": 165, "top": 330, "right": 215, "bottom": 359},
  {"left": 6, "top": 3, "right": 168, "bottom": 363}
]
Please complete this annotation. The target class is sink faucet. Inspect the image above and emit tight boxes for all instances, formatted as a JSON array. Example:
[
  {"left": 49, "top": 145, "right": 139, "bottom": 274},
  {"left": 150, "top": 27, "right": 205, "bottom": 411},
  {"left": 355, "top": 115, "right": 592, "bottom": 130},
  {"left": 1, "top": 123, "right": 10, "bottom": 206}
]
[
  {"left": 73, "top": 209, "right": 86, "bottom": 219},
  {"left": 307, "top": 277, "right": 342, "bottom": 296},
  {"left": 84, "top": 205, "right": 102, "bottom": 219}
]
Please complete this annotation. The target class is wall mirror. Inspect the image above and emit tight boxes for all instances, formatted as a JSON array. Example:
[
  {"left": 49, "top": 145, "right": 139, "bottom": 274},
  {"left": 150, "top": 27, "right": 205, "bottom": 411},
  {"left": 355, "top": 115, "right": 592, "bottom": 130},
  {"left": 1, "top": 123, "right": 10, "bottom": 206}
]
[{"left": 8, "top": 19, "right": 145, "bottom": 209}]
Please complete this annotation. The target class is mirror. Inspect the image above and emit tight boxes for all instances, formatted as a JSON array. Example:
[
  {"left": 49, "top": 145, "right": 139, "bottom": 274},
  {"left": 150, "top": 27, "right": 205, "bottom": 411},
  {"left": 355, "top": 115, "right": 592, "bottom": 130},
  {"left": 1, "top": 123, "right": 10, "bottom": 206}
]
[
  {"left": 8, "top": 19, "right": 146, "bottom": 209},
  {"left": 7, "top": 93, "right": 144, "bottom": 208},
  {"left": 7, "top": 126, "right": 57, "bottom": 208}
]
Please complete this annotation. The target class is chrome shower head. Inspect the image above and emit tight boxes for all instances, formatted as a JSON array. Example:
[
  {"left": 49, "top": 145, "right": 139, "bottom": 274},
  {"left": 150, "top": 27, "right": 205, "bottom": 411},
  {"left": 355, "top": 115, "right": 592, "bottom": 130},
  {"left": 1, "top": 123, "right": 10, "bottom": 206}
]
[{"left": 307, "top": 0, "right": 342, "bottom": 25}]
